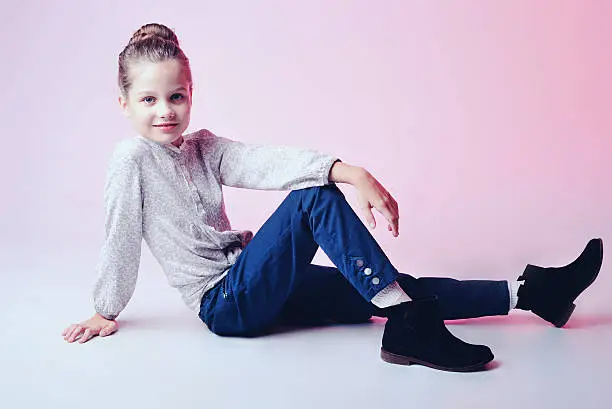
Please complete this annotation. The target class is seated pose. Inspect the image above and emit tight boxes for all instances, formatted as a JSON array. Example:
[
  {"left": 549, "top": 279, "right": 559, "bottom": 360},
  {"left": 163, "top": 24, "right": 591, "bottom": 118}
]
[{"left": 62, "top": 23, "right": 604, "bottom": 373}]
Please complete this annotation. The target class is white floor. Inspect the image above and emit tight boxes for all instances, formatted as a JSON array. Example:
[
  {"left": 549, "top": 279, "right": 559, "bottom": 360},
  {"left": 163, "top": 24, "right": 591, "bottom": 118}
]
[{"left": 3, "top": 251, "right": 612, "bottom": 409}]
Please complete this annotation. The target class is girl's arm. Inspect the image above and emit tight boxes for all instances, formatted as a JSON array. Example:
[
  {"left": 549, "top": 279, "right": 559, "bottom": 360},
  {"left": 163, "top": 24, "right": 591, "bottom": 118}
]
[
  {"left": 92, "top": 145, "right": 144, "bottom": 320},
  {"left": 64, "top": 143, "right": 144, "bottom": 344},
  {"left": 209, "top": 131, "right": 400, "bottom": 236},
  {"left": 211, "top": 133, "right": 338, "bottom": 191}
]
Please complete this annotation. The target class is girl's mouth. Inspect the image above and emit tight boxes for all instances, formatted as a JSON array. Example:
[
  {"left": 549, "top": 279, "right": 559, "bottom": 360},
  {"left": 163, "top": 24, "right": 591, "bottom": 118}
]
[{"left": 154, "top": 123, "right": 179, "bottom": 131}]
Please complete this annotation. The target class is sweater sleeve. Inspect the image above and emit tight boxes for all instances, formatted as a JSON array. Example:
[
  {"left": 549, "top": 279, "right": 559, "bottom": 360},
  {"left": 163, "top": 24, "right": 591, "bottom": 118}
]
[
  {"left": 212, "top": 134, "right": 341, "bottom": 190},
  {"left": 92, "top": 144, "right": 143, "bottom": 320}
]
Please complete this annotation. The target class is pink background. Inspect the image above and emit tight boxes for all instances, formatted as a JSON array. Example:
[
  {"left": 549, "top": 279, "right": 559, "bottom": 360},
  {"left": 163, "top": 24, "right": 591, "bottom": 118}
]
[{"left": 2, "top": 1, "right": 610, "bottom": 309}]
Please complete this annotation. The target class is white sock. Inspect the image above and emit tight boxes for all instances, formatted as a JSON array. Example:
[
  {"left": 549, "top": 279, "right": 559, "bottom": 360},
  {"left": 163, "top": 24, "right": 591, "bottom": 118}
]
[
  {"left": 508, "top": 281, "right": 524, "bottom": 310},
  {"left": 371, "top": 281, "right": 412, "bottom": 308}
]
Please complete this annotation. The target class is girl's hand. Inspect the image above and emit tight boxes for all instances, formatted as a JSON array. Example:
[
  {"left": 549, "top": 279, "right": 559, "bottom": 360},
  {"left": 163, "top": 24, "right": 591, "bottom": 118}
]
[
  {"left": 62, "top": 313, "right": 118, "bottom": 344},
  {"left": 354, "top": 170, "right": 400, "bottom": 237}
]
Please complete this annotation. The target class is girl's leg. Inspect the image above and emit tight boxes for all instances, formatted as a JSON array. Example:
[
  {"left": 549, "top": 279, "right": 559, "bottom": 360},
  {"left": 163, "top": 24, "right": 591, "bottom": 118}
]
[
  {"left": 403, "top": 276, "right": 510, "bottom": 320},
  {"left": 277, "top": 239, "right": 603, "bottom": 327},
  {"left": 277, "top": 266, "right": 510, "bottom": 326},
  {"left": 198, "top": 183, "right": 509, "bottom": 336},
  {"left": 199, "top": 184, "right": 403, "bottom": 336},
  {"left": 199, "top": 184, "right": 496, "bottom": 371},
  {"left": 277, "top": 264, "right": 378, "bottom": 326}
]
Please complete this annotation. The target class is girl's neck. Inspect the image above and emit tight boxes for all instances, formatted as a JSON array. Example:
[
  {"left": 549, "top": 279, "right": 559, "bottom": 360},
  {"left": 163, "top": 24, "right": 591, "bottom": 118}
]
[{"left": 171, "top": 135, "right": 184, "bottom": 148}]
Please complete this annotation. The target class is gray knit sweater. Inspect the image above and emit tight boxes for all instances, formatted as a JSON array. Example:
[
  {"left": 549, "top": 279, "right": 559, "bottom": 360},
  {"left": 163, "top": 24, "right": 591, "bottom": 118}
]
[{"left": 93, "top": 129, "right": 339, "bottom": 320}]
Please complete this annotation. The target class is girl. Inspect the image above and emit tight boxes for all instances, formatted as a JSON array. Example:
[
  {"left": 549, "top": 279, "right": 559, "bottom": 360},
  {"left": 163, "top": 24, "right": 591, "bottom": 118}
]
[{"left": 62, "top": 23, "right": 604, "bottom": 373}]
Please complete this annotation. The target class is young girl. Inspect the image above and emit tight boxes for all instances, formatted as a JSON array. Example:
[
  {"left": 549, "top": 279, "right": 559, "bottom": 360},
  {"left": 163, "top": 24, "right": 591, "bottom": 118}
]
[{"left": 62, "top": 23, "right": 604, "bottom": 373}]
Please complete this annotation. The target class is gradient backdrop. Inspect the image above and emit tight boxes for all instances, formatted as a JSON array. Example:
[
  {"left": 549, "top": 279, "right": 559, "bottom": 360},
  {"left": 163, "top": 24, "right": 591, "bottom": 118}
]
[{"left": 1, "top": 0, "right": 610, "bottom": 314}]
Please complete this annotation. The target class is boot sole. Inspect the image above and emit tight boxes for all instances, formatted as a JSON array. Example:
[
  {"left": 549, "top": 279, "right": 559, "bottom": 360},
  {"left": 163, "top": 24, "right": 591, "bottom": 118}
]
[{"left": 380, "top": 348, "right": 493, "bottom": 372}]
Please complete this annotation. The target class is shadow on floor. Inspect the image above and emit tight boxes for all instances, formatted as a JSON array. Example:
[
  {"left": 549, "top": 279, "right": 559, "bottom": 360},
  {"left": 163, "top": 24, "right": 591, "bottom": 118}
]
[{"left": 446, "top": 313, "right": 612, "bottom": 329}]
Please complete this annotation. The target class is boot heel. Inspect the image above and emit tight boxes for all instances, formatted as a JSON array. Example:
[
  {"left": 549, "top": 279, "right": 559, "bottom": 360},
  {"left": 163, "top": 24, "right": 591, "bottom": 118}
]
[
  {"left": 554, "top": 303, "right": 576, "bottom": 328},
  {"left": 380, "top": 348, "right": 414, "bottom": 366},
  {"left": 533, "top": 302, "right": 576, "bottom": 328}
]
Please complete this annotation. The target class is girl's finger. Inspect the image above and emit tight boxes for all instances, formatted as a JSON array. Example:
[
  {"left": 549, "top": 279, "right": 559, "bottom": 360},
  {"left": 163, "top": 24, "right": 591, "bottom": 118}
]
[
  {"left": 377, "top": 205, "right": 395, "bottom": 226},
  {"left": 359, "top": 201, "right": 376, "bottom": 229},
  {"left": 64, "top": 325, "right": 77, "bottom": 340},
  {"left": 62, "top": 324, "right": 76, "bottom": 337},
  {"left": 67, "top": 326, "right": 83, "bottom": 343},
  {"left": 387, "top": 199, "right": 400, "bottom": 236},
  {"left": 379, "top": 206, "right": 399, "bottom": 237},
  {"left": 364, "top": 209, "right": 376, "bottom": 229},
  {"left": 391, "top": 223, "right": 399, "bottom": 237},
  {"left": 79, "top": 328, "right": 97, "bottom": 343},
  {"left": 78, "top": 329, "right": 91, "bottom": 343}
]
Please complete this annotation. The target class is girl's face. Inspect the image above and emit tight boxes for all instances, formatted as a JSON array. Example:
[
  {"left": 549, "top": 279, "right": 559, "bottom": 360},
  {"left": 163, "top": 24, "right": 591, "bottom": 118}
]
[{"left": 118, "top": 59, "right": 192, "bottom": 147}]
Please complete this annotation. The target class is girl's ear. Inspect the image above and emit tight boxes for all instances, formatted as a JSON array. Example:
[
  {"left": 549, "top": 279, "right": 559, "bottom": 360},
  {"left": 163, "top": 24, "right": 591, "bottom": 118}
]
[{"left": 118, "top": 95, "right": 130, "bottom": 117}]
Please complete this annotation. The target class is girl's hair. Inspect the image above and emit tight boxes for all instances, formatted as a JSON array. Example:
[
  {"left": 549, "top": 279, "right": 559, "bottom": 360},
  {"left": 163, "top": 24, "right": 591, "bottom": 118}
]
[{"left": 118, "top": 23, "right": 192, "bottom": 97}]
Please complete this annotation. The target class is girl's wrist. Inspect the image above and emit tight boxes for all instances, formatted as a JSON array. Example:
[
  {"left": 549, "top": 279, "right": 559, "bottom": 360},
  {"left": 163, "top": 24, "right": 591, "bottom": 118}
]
[
  {"left": 94, "top": 312, "right": 115, "bottom": 321},
  {"left": 329, "top": 161, "right": 369, "bottom": 186}
]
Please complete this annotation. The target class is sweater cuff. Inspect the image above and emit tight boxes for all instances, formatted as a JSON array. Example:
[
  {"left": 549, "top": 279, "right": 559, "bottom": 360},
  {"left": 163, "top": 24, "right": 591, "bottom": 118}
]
[
  {"left": 98, "top": 311, "right": 118, "bottom": 321},
  {"left": 94, "top": 305, "right": 118, "bottom": 321}
]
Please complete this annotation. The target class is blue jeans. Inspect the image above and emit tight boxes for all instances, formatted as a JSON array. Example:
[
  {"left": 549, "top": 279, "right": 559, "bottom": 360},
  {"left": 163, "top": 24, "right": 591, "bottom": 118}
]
[{"left": 199, "top": 184, "right": 509, "bottom": 336}]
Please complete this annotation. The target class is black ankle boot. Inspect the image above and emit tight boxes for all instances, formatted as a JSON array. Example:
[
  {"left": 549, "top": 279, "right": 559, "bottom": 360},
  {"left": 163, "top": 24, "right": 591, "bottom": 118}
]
[
  {"left": 381, "top": 297, "right": 494, "bottom": 372},
  {"left": 516, "top": 238, "right": 604, "bottom": 327}
]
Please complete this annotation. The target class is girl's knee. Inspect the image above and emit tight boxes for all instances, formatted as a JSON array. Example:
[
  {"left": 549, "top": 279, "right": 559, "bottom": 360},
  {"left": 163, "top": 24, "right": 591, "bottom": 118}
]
[{"left": 292, "top": 184, "right": 344, "bottom": 203}]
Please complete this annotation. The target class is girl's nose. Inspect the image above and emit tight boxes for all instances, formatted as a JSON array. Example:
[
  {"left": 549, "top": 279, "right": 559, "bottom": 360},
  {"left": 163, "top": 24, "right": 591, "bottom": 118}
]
[
  {"left": 157, "top": 103, "right": 177, "bottom": 119},
  {"left": 160, "top": 109, "right": 177, "bottom": 120}
]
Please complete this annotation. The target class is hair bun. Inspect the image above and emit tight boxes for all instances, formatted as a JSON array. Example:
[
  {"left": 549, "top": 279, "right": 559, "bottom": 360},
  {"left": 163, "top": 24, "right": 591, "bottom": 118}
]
[{"left": 128, "top": 23, "right": 180, "bottom": 46}]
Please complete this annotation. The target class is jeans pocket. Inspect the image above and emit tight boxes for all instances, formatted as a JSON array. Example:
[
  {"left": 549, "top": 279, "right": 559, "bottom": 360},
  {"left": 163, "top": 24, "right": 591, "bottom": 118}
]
[
  {"left": 199, "top": 277, "right": 231, "bottom": 324},
  {"left": 220, "top": 275, "right": 235, "bottom": 303}
]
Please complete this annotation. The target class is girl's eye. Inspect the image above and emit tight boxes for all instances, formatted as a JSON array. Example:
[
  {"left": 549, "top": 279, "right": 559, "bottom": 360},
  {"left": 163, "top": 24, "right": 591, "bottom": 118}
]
[{"left": 142, "top": 94, "right": 184, "bottom": 104}]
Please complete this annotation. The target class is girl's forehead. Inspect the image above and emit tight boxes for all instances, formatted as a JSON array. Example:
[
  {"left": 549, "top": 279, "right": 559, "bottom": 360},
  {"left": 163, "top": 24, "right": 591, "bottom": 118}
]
[{"left": 130, "top": 60, "right": 189, "bottom": 89}]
